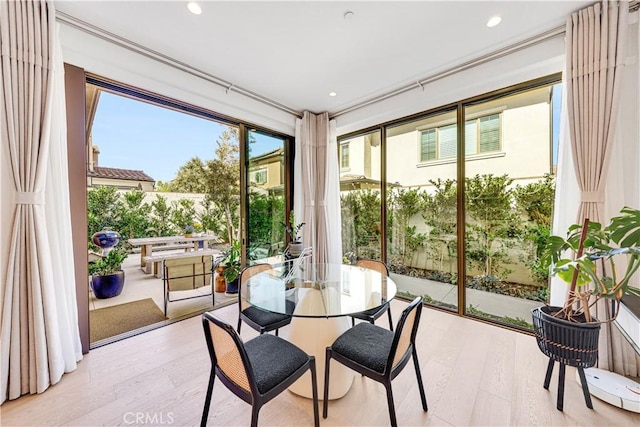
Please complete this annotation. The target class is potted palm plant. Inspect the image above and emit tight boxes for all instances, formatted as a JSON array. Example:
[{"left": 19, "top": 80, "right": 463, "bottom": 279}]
[
  {"left": 534, "top": 206, "right": 640, "bottom": 410},
  {"left": 89, "top": 245, "right": 128, "bottom": 299},
  {"left": 214, "top": 240, "right": 242, "bottom": 296},
  {"left": 282, "top": 210, "right": 305, "bottom": 257}
]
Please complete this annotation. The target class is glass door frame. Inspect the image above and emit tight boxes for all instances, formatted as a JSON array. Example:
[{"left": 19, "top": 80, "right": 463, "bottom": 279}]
[
  {"left": 240, "top": 125, "right": 294, "bottom": 267},
  {"left": 337, "top": 72, "right": 562, "bottom": 324}
]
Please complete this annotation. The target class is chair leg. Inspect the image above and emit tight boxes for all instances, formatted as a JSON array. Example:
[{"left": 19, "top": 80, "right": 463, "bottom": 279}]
[
  {"left": 237, "top": 318, "right": 242, "bottom": 335},
  {"left": 412, "top": 348, "right": 428, "bottom": 411},
  {"left": 250, "top": 404, "right": 260, "bottom": 427},
  {"left": 543, "top": 358, "right": 554, "bottom": 389},
  {"left": 275, "top": 329, "right": 279, "bottom": 337},
  {"left": 323, "top": 348, "right": 332, "bottom": 418},
  {"left": 200, "top": 369, "right": 216, "bottom": 427},
  {"left": 577, "top": 367, "right": 593, "bottom": 409},
  {"left": 309, "top": 358, "right": 320, "bottom": 427},
  {"left": 164, "top": 294, "right": 168, "bottom": 317},
  {"left": 351, "top": 317, "right": 355, "bottom": 327},
  {"left": 387, "top": 306, "right": 394, "bottom": 331},
  {"left": 385, "top": 381, "right": 397, "bottom": 427}
]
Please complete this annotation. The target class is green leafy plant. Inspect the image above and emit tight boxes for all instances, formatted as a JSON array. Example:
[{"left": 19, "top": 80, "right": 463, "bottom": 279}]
[
  {"left": 282, "top": 210, "right": 305, "bottom": 243},
  {"left": 542, "top": 206, "right": 640, "bottom": 322},
  {"left": 88, "top": 246, "right": 128, "bottom": 276},
  {"left": 214, "top": 240, "right": 242, "bottom": 283}
]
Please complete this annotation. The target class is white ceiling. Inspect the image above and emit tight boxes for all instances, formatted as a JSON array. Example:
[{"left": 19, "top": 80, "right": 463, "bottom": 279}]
[{"left": 55, "top": 1, "right": 593, "bottom": 115}]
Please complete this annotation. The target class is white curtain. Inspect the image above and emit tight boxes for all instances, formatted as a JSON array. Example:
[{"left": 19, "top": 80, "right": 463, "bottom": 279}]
[
  {"left": 553, "top": 0, "right": 638, "bottom": 376},
  {"left": 0, "top": 0, "right": 82, "bottom": 403},
  {"left": 294, "top": 112, "right": 342, "bottom": 264},
  {"left": 565, "top": 0, "right": 627, "bottom": 223}
]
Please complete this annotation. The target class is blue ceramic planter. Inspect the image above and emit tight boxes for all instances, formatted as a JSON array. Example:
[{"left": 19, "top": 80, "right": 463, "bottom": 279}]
[
  {"left": 225, "top": 278, "right": 239, "bottom": 296},
  {"left": 92, "top": 230, "right": 120, "bottom": 250},
  {"left": 91, "top": 270, "right": 125, "bottom": 299}
]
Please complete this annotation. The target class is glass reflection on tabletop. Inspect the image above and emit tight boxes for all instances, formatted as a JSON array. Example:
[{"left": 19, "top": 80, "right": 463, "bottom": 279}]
[{"left": 244, "top": 263, "right": 397, "bottom": 318}]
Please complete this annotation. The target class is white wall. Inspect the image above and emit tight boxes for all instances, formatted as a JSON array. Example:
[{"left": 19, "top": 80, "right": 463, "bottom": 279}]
[
  {"left": 334, "top": 36, "right": 565, "bottom": 136},
  {"left": 58, "top": 22, "right": 298, "bottom": 136}
]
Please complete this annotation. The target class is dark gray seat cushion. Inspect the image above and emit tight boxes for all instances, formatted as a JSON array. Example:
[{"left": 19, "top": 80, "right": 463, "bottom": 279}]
[
  {"left": 245, "top": 334, "right": 309, "bottom": 394},
  {"left": 331, "top": 323, "right": 394, "bottom": 373},
  {"left": 242, "top": 306, "right": 291, "bottom": 328}
]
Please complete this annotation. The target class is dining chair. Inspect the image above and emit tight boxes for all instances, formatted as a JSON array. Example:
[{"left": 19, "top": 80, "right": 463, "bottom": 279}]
[
  {"left": 162, "top": 254, "right": 213, "bottom": 316},
  {"left": 201, "top": 312, "right": 319, "bottom": 427},
  {"left": 323, "top": 297, "right": 427, "bottom": 427},
  {"left": 350, "top": 259, "right": 394, "bottom": 331},
  {"left": 237, "top": 264, "right": 292, "bottom": 336}
]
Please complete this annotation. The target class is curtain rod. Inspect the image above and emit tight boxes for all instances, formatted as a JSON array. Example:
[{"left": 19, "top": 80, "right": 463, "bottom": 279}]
[
  {"left": 329, "top": 25, "right": 565, "bottom": 118},
  {"left": 55, "top": 11, "right": 303, "bottom": 118},
  {"left": 330, "top": 0, "right": 639, "bottom": 119}
]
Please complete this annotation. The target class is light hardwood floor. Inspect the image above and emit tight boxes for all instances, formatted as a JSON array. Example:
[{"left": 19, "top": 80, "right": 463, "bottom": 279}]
[{"left": 2, "top": 300, "right": 639, "bottom": 426}]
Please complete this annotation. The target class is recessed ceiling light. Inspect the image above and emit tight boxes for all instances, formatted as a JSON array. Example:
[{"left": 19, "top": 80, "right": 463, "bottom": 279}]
[
  {"left": 486, "top": 16, "right": 502, "bottom": 28},
  {"left": 344, "top": 11, "right": 355, "bottom": 21},
  {"left": 187, "top": 2, "right": 202, "bottom": 15},
  {"left": 329, "top": 92, "right": 337, "bottom": 97}
]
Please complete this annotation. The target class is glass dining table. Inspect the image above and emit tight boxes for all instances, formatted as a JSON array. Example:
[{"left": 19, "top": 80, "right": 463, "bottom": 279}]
[{"left": 244, "top": 262, "right": 397, "bottom": 399}]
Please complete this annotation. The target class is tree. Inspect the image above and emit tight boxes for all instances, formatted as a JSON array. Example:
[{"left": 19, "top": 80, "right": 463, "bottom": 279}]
[
  {"left": 148, "top": 195, "right": 174, "bottom": 236},
  {"left": 340, "top": 189, "right": 382, "bottom": 260},
  {"left": 170, "top": 198, "right": 197, "bottom": 232},
  {"left": 202, "top": 128, "right": 240, "bottom": 243},
  {"left": 248, "top": 193, "right": 285, "bottom": 249},
  {"left": 168, "top": 157, "right": 207, "bottom": 193},
  {"left": 119, "top": 189, "right": 152, "bottom": 239},
  {"left": 514, "top": 174, "right": 556, "bottom": 285},
  {"left": 422, "top": 178, "right": 457, "bottom": 272},
  {"left": 87, "top": 185, "right": 123, "bottom": 246},
  {"left": 513, "top": 173, "right": 555, "bottom": 228},
  {"left": 388, "top": 188, "right": 427, "bottom": 265},
  {"left": 155, "top": 180, "right": 172, "bottom": 192},
  {"left": 465, "top": 174, "right": 519, "bottom": 277}
]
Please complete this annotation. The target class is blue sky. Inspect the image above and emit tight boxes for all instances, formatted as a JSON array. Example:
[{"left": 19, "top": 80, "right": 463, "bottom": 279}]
[{"left": 92, "top": 91, "right": 282, "bottom": 183}]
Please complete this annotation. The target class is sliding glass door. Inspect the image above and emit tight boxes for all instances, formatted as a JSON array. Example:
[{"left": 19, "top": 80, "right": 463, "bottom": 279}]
[
  {"left": 338, "top": 75, "right": 561, "bottom": 330},
  {"left": 245, "top": 129, "right": 290, "bottom": 263}
]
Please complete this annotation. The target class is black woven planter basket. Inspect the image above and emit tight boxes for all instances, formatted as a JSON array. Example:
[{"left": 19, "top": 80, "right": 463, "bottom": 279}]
[{"left": 531, "top": 306, "right": 600, "bottom": 368}]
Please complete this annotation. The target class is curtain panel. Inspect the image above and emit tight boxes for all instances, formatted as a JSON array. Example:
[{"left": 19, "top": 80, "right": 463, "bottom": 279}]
[
  {"left": 562, "top": 0, "right": 636, "bottom": 375},
  {"left": 0, "top": 0, "right": 82, "bottom": 403},
  {"left": 294, "top": 112, "right": 342, "bottom": 264}
]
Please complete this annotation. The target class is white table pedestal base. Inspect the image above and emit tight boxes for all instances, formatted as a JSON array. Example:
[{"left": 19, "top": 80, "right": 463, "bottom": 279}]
[{"left": 285, "top": 290, "right": 354, "bottom": 399}]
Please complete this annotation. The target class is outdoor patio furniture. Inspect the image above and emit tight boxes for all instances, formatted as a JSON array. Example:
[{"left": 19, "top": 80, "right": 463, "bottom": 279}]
[{"left": 162, "top": 255, "right": 213, "bottom": 316}]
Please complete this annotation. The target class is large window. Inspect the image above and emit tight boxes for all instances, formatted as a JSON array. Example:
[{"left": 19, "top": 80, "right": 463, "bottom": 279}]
[
  {"left": 339, "top": 74, "right": 561, "bottom": 331},
  {"left": 84, "top": 76, "right": 292, "bottom": 347}
]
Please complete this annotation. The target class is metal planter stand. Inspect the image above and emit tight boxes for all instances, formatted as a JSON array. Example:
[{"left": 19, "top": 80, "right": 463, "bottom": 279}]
[{"left": 531, "top": 306, "right": 601, "bottom": 411}]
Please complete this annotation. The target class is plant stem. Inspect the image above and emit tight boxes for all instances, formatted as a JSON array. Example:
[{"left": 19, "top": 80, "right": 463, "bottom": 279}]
[{"left": 566, "top": 218, "right": 590, "bottom": 311}]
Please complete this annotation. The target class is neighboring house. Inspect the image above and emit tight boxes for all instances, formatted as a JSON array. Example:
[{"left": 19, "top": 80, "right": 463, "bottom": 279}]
[
  {"left": 339, "top": 85, "right": 553, "bottom": 190},
  {"left": 85, "top": 85, "right": 155, "bottom": 191},
  {"left": 86, "top": 145, "right": 155, "bottom": 191},
  {"left": 248, "top": 147, "right": 285, "bottom": 194}
]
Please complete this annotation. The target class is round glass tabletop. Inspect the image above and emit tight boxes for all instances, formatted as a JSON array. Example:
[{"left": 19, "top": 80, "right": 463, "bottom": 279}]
[{"left": 243, "top": 263, "right": 397, "bottom": 318}]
